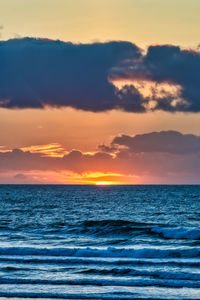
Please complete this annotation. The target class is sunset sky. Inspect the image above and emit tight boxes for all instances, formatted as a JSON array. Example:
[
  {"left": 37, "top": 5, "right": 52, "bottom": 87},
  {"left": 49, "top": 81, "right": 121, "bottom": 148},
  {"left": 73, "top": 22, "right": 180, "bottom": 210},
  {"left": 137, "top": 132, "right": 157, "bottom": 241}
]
[{"left": 1, "top": 0, "right": 200, "bottom": 184}]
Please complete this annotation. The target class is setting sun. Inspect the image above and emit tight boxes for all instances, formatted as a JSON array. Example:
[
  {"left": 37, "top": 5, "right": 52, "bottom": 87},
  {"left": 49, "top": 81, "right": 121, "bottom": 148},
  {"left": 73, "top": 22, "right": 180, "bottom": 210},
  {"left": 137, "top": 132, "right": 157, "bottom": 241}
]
[
  {"left": 64, "top": 172, "right": 128, "bottom": 185},
  {"left": 95, "top": 181, "right": 113, "bottom": 185}
]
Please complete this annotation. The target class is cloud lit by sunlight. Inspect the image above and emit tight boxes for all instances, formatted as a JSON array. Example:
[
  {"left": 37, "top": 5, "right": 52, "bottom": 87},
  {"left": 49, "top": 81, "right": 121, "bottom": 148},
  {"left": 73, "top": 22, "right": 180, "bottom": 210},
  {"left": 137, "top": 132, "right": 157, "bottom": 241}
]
[
  {"left": 0, "top": 170, "right": 136, "bottom": 185},
  {"left": 62, "top": 172, "right": 137, "bottom": 185},
  {"left": 21, "top": 143, "right": 66, "bottom": 157},
  {"left": 112, "top": 78, "right": 182, "bottom": 110}
]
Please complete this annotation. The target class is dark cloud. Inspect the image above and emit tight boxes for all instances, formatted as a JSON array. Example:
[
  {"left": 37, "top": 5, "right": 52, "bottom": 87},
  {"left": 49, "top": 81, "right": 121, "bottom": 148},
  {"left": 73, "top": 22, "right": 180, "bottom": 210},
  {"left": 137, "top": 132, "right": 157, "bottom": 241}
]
[
  {"left": 114, "top": 44, "right": 200, "bottom": 112},
  {"left": 144, "top": 45, "right": 200, "bottom": 112},
  {"left": 112, "top": 131, "right": 200, "bottom": 154},
  {"left": 98, "top": 144, "right": 117, "bottom": 153},
  {"left": 1, "top": 38, "right": 200, "bottom": 112},
  {"left": 14, "top": 173, "right": 27, "bottom": 180},
  {"left": 1, "top": 131, "right": 200, "bottom": 183},
  {"left": 0, "top": 38, "right": 145, "bottom": 112}
]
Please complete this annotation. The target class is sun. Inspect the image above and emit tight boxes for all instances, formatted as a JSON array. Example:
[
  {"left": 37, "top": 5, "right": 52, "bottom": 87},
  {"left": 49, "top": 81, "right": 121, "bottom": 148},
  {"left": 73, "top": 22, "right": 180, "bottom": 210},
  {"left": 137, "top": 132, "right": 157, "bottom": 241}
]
[{"left": 95, "top": 181, "right": 111, "bottom": 185}]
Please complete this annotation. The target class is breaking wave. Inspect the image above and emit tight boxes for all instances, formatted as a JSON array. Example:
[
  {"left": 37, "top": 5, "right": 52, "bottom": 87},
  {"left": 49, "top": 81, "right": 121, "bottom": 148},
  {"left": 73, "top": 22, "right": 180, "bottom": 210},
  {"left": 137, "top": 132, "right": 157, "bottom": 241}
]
[{"left": 151, "top": 227, "right": 200, "bottom": 240}]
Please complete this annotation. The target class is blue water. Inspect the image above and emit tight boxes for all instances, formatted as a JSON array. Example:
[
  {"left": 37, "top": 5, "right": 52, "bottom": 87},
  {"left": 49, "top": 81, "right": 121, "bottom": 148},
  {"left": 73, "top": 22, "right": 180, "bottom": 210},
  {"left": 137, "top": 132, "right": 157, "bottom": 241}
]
[{"left": 0, "top": 185, "right": 199, "bottom": 299}]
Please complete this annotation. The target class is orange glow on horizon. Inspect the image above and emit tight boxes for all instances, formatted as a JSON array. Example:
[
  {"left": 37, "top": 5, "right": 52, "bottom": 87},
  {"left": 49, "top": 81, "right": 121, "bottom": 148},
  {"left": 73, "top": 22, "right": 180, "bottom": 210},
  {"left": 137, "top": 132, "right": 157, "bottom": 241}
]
[
  {"left": 62, "top": 171, "right": 138, "bottom": 185},
  {"left": 1, "top": 169, "right": 141, "bottom": 185}
]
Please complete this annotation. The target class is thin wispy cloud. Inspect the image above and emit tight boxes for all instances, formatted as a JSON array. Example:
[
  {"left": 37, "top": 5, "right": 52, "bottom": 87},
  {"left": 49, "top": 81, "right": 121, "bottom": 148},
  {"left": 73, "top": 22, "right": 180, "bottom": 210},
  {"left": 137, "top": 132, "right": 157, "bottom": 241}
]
[{"left": 21, "top": 143, "right": 67, "bottom": 157}]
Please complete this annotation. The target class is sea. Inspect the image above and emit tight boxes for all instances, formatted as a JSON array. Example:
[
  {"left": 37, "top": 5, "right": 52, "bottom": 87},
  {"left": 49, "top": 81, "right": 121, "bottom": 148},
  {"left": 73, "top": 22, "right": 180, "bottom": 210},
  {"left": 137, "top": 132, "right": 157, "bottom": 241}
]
[{"left": 0, "top": 184, "right": 199, "bottom": 299}]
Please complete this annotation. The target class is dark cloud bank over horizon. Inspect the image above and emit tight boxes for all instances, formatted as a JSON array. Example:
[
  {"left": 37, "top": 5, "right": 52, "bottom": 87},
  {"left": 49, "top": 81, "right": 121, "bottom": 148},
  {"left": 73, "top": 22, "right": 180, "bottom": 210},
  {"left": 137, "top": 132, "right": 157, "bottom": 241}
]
[
  {"left": 0, "top": 37, "right": 200, "bottom": 112},
  {"left": 1, "top": 131, "right": 200, "bottom": 184}
]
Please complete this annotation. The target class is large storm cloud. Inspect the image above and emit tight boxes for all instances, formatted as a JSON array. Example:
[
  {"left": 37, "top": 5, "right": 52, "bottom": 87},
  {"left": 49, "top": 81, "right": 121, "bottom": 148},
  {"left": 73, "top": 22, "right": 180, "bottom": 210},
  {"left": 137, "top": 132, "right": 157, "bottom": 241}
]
[
  {"left": 0, "top": 38, "right": 145, "bottom": 112},
  {"left": 0, "top": 38, "right": 200, "bottom": 112}
]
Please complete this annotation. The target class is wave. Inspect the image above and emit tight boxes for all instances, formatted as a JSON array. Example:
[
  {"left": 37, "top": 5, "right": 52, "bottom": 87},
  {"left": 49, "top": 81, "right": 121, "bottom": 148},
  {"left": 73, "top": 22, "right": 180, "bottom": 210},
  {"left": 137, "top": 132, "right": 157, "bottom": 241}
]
[
  {"left": 0, "top": 246, "right": 200, "bottom": 258},
  {"left": 81, "top": 267, "right": 200, "bottom": 281},
  {"left": 0, "top": 256, "right": 199, "bottom": 267},
  {"left": 0, "top": 291, "right": 147, "bottom": 299},
  {"left": 53, "top": 220, "right": 200, "bottom": 241},
  {"left": 2, "top": 218, "right": 200, "bottom": 242},
  {"left": 68, "top": 219, "right": 154, "bottom": 237},
  {"left": 0, "top": 277, "right": 199, "bottom": 288},
  {"left": 151, "top": 227, "right": 200, "bottom": 240}
]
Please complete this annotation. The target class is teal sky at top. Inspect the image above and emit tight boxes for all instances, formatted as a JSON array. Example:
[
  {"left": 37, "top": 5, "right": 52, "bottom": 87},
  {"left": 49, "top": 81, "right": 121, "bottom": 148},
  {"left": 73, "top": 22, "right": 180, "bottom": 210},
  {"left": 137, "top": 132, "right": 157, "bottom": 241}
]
[{"left": 0, "top": 0, "right": 199, "bottom": 48}]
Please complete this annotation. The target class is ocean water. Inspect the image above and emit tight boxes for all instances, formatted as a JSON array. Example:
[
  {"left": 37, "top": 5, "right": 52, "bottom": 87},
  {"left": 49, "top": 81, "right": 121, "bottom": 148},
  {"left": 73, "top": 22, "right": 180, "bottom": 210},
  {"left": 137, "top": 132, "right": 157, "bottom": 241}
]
[{"left": 0, "top": 185, "right": 199, "bottom": 299}]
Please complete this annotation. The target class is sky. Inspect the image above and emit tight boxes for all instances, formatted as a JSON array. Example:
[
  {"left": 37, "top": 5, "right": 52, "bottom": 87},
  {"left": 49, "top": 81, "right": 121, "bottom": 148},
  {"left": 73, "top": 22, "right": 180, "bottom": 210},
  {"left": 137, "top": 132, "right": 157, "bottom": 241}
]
[{"left": 0, "top": 0, "right": 200, "bottom": 184}]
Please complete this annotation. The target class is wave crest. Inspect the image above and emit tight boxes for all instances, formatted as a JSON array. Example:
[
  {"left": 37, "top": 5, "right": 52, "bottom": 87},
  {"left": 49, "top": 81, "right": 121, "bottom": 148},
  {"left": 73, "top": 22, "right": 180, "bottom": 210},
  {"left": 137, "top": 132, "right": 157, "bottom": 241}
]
[{"left": 152, "top": 227, "right": 200, "bottom": 240}]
